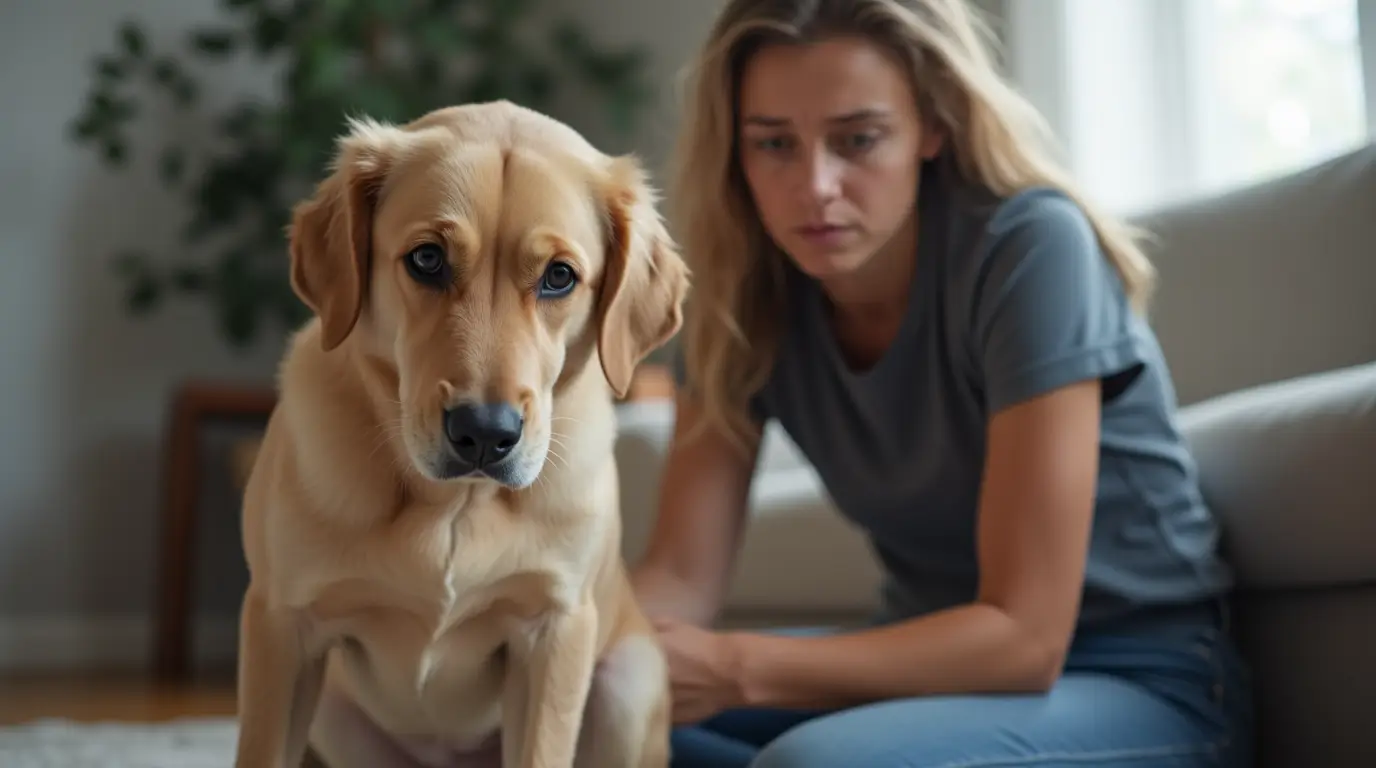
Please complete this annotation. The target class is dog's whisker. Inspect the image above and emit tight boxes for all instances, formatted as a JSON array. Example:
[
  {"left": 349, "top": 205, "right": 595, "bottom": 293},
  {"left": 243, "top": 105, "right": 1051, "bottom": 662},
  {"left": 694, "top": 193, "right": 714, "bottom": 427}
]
[
  {"left": 548, "top": 436, "right": 573, "bottom": 458},
  {"left": 545, "top": 445, "right": 570, "bottom": 472},
  {"left": 369, "top": 421, "right": 407, "bottom": 461},
  {"left": 370, "top": 418, "right": 405, "bottom": 439}
]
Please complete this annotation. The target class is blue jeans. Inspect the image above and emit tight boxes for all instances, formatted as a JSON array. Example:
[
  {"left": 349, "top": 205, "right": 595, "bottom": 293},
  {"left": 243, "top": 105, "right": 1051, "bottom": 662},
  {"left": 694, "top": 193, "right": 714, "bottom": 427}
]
[{"left": 671, "top": 601, "right": 1253, "bottom": 767}]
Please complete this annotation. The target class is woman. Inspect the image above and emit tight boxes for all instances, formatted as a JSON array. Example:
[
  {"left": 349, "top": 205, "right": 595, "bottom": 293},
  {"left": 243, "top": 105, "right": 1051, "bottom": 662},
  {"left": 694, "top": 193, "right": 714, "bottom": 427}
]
[{"left": 629, "top": 1, "right": 1254, "bottom": 766}]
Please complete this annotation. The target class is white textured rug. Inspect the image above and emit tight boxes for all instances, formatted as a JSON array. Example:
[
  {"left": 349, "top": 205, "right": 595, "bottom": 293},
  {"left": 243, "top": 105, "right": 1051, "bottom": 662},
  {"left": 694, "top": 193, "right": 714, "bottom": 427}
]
[{"left": 0, "top": 717, "right": 238, "bottom": 767}]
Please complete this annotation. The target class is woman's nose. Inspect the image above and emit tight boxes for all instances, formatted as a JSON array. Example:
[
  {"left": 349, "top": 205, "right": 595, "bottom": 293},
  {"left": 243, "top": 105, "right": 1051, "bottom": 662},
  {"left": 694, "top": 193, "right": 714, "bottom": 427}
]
[{"left": 801, "top": 148, "right": 843, "bottom": 202}]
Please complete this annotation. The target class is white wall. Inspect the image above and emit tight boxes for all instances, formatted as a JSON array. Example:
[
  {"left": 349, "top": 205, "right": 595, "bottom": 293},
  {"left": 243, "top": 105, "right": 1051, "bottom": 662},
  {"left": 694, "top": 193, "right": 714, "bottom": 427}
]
[{"left": 0, "top": 0, "right": 291, "bottom": 670}]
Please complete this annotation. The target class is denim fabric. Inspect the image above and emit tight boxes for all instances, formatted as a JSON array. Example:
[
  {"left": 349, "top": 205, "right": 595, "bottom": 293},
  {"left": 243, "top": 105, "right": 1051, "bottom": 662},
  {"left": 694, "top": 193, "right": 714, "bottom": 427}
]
[{"left": 671, "top": 601, "right": 1253, "bottom": 767}]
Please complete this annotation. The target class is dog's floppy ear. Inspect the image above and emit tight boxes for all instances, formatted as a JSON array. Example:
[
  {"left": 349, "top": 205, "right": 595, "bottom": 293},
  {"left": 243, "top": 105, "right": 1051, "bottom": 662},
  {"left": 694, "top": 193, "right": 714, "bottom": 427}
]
[
  {"left": 595, "top": 155, "right": 692, "bottom": 398},
  {"left": 288, "top": 118, "right": 404, "bottom": 351}
]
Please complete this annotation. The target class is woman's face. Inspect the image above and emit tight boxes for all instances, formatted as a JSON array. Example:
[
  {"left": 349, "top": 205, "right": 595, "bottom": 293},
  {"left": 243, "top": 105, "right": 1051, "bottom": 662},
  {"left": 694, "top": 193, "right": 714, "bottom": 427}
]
[{"left": 736, "top": 35, "right": 944, "bottom": 282}]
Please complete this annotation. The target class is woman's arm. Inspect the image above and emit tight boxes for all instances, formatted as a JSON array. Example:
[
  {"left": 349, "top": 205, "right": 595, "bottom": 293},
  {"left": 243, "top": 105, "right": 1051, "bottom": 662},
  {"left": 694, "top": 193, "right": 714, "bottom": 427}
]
[
  {"left": 728, "top": 377, "right": 1102, "bottom": 710},
  {"left": 630, "top": 392, "right": 763, "bottom": 627}
]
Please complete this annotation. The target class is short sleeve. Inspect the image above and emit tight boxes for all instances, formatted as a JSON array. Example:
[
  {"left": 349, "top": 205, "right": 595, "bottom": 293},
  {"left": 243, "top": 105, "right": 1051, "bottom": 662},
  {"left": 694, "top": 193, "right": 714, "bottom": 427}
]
[{"left": 970, "top": 189, "right": 1147, "bottom": 413}]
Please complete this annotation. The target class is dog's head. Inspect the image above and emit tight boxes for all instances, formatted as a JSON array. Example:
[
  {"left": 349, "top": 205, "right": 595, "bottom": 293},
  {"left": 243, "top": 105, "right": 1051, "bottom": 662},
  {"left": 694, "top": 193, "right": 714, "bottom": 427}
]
[{"left": 287, "top": 101, "right": 689, "bottom": 489}]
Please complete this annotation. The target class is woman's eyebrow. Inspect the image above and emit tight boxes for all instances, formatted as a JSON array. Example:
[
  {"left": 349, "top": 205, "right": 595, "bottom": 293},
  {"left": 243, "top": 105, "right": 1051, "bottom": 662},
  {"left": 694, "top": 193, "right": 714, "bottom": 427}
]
[{"left": 741, "top": 107, "right": 891, "bottom": 127}]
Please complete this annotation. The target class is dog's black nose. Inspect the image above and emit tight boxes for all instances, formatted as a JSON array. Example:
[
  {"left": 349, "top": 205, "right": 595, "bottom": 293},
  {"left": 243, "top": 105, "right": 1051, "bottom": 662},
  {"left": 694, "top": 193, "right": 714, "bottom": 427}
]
[{"left": 443, "top": 402, "right": 523, "bottom": 468}]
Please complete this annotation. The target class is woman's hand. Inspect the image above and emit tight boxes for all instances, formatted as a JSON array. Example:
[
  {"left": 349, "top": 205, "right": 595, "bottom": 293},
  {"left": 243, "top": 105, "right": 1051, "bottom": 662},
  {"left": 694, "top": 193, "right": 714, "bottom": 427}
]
[{"left": 653, "top": 618, "right": 748, "bottom": 724}]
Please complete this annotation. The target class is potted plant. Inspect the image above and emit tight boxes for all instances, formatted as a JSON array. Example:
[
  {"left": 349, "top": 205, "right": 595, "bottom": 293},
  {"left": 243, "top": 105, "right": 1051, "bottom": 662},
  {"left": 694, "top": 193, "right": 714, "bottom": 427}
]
[{"left": 69, "top": 0, "right": 654, "bottom": 349}]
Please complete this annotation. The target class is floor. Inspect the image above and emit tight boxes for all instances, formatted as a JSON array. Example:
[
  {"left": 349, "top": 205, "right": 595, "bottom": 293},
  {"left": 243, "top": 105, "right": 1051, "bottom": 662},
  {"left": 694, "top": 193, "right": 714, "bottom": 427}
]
[{"left": 0, "top": 673, "right": 237, "bottom": 725}]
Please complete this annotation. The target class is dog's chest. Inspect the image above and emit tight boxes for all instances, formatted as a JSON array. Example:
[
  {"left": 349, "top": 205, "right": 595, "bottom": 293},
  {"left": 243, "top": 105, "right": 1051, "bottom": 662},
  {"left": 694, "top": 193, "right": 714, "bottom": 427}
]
[
  {"left": 285, "top": 499, "right": 596, "bottom": 734},
  {"left": 297, "top": 499, "right": 588, "bottom": 629}
]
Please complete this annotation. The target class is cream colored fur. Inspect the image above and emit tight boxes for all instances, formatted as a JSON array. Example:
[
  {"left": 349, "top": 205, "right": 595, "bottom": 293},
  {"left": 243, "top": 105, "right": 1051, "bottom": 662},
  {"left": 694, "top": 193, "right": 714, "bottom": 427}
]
[{"left": 232, "top": 101, "right": 688, "bottom": 768}]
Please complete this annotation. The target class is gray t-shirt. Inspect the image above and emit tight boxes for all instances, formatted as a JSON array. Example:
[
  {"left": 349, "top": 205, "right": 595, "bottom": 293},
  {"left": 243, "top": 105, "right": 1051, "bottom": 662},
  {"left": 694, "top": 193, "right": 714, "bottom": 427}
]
[{"left": 675, "top": 160, "right": 1232, "bottom": 629}]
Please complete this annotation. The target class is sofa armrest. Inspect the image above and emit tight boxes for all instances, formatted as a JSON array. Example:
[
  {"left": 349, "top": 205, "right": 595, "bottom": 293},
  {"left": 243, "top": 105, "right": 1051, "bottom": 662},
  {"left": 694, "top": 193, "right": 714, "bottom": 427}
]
[{"left": 1178, "top": 362, "right": 1376, "bottom": 590}]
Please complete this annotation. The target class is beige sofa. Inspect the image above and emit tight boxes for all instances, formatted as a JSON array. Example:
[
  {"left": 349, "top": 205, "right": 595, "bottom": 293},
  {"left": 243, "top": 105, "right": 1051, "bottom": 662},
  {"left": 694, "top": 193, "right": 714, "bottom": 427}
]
[{"left": 613, "top": 143, "right": 1376, "bottom": 768}]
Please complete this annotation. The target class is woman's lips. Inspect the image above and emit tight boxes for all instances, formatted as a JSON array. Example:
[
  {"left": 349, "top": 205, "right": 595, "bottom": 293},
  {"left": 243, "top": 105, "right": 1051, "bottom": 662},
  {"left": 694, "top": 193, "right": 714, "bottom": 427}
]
[{"left": 795, "top": 224, "right": 856, "bottom": 247}]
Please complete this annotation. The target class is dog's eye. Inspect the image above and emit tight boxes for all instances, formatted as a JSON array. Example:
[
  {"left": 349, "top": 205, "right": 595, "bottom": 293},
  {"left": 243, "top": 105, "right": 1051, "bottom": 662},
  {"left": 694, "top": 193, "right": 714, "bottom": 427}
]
[
  {"left": 538, "top": 261, "right": 577, "bottom": 298},
  {"left": 405, "top": 244, "right": 449, "bottom": 286}
]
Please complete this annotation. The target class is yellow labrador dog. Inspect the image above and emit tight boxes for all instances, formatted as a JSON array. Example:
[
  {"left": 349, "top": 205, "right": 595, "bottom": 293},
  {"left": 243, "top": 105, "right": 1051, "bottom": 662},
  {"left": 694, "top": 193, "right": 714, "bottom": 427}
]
[{"left": 232, "top": 101, "right": 688, "bottom": 768}]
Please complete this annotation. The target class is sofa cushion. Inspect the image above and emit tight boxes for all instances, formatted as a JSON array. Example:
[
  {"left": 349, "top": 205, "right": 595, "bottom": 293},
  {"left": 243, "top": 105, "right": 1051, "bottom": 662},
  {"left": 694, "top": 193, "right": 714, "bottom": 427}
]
[{"left": 1177, "top": 361, "right": 1376, "bottom": 590}]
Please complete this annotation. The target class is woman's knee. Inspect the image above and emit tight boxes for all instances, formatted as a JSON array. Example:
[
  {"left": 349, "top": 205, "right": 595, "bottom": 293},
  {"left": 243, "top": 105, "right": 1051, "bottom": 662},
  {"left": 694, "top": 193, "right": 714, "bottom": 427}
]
[{"left": 748, "top": 719, "right": 854, "bottom": 768}]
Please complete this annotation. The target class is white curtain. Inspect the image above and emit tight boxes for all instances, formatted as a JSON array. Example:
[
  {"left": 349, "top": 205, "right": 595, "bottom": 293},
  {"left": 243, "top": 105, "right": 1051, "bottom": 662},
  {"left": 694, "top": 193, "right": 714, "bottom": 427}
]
[{"left": 1002, "top": 0, "right": 1375, "bottom": 216}]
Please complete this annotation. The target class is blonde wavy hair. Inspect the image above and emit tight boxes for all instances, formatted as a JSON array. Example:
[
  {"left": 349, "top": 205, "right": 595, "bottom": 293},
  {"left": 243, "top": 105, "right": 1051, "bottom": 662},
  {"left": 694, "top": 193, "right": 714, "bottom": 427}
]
[{"left": 669, "top": 0, "right": 1156, "bottom": 454}]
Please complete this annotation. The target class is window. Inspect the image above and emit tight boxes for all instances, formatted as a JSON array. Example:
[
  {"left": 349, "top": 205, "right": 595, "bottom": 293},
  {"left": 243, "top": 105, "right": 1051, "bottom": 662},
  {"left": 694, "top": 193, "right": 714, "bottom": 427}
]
[
  {"left": 1005, "top": 0, "right": 1374, "bottom": 215},
  {"left": 1192, "top": 0, "right": 1369, "bottom": 192}
]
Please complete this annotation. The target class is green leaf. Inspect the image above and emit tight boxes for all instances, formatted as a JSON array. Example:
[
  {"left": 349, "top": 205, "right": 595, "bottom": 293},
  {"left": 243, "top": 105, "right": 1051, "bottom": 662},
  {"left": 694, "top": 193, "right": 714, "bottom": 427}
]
[
  {"left": 151, "top": 57, "right": 180, "bottom": 86},
  {"left": 191, "top": 29, "right": 237, "bottom": 56},
  {"left": 217, "top": 290, "right": 258, "bottom": 348},
  {"left": 160, "top": 147, "right": 186, "bottom": 185},
  {"left": 70, "top": 113, "right": 101, "bottom": 142},
  {"left": 127, "top": 272, "right": 162, "bottom": 314},
  {"left": 103, "top": 139, "right": 128, "bottom": 165},
  {"left": 252, "top": 13, "right": 290, "bottom": 53},
  {"left": 183, "top": 213, "right": 217, "bottom": 243},
  {"left": 522, "top": 65, "right": 555, "bottom": 107},
  {"left": 95, "top": 56, "right": 127, "bottom": 81},
  {"left": 414, "top": 55, "right": 443, "bottom": 89},
  {"left": 219, "top": 104, "right": 263, "bottom": 140},
  {"left": 461, "top": 69, "right": 504, "bottom": 104},
  {"left": 112, "top": 250, "right": 150, "bottom": 277},
  {"left": 215, "top": 251, "right": 260, "bottom": 346},
  {"left": 282, "top": 134, "right": 321, "bottom": 174},
  {"left": 106, "top": 96, "right": 138, "bottom": 124},
  {"left": 170, "top": 265, "right": 208, "bottom": 292},
  {"left": 172, "top": 78, "right": 198, "bottom": 107},
  {"left": 348, "top": 82, "right": 410, "bottom": 123},
  {"left": 296, "top": 37, "right": 353, "bottom": 94},
  {"left": 280, "top": 295, "right": 311, "bottom": 328},
  {"left": 491, "top": 0, "right": 535, "bottom": 24},
  {"left": 119, "top": 21, "right": 147, "bottom": 58},
  {"left": 417, "top": 23, "right": 467, "bottom": 58},
  {"left": 550, "top": 22, "right": 588, "bottom": 58}
]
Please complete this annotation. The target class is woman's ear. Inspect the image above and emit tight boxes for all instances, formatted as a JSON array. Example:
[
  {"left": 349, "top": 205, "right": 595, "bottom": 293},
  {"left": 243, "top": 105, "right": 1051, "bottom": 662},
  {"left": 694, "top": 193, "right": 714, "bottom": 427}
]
[{"left": 595, "top": 155, "right": 693, "bottom": 398}]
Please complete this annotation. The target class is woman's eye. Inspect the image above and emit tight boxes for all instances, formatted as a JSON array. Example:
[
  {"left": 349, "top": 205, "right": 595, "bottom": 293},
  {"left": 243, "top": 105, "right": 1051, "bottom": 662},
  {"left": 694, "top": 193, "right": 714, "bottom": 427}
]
[
  {"left": 840, "top": 132, "right": 879, "bottom": 152},
  {"left": 538, "top": 261, "right": 577, "bottom": 298},
  {"left": 404, "top": 243, "right": 449, "bottom": 286},
  {"left": 751, "top": 135, "right": 791, "bottom": 152}
]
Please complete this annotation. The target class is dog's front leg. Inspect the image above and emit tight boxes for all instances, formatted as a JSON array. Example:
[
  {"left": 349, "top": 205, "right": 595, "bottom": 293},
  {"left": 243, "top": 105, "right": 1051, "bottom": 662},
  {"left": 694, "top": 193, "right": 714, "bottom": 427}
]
[
  {"left": 234, "top": 587, "right": 326, "bottom": 768},
  {"left": 573, "top": 631, "right": 671, "bottom": 768},
  {"left": 504, "top": 602, "right": 599, "bottom": 768}
]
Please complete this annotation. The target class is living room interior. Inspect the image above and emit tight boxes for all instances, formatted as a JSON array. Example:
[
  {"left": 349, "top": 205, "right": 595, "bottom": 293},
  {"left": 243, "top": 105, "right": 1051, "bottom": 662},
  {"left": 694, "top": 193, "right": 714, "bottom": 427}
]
[{"left": 1, "top": 0, "right": 1373, "bottom": 765}]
